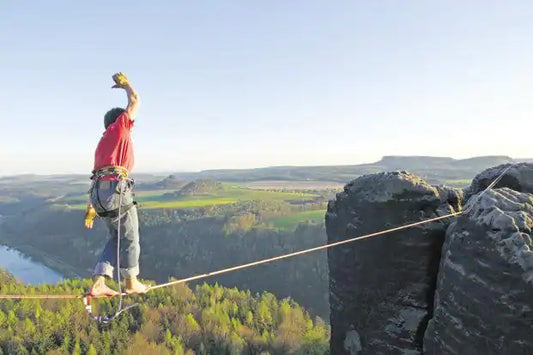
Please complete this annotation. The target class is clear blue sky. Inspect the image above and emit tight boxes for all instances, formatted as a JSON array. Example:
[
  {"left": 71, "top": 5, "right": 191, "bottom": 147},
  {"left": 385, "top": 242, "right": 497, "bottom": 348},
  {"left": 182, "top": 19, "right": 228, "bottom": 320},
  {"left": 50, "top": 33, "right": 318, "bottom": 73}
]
[{"left": 1, "top": 1, "right": 532, "bottom": 175}]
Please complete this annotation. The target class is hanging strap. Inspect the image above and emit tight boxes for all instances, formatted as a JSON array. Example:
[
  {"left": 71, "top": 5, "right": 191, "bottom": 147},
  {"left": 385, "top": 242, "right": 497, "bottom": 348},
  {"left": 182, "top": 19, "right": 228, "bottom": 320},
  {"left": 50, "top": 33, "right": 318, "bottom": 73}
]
[{"left": 82, "top": 295, "right": 137, "bottom": 324}]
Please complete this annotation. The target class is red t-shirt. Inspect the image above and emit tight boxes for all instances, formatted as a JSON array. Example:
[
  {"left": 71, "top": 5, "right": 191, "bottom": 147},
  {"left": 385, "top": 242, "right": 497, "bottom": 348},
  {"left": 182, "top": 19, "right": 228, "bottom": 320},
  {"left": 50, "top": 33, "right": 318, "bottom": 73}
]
[{"left": 93, "top": 112, "right": 134, "bottom": 178}]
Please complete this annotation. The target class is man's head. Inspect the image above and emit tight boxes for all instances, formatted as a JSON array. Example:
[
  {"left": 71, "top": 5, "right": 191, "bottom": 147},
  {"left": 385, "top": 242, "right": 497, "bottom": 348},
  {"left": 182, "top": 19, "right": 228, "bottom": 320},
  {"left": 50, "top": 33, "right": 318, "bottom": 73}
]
[{"left": 104, "top": 107, "right": 125, "bottom": 129}]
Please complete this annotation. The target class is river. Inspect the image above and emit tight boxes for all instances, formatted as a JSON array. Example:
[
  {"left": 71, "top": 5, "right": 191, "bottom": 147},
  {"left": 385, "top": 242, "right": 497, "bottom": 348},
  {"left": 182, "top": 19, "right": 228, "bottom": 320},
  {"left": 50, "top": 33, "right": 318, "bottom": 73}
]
[{"left": 0, "top": 245, "right": 64, "bottom": 284}]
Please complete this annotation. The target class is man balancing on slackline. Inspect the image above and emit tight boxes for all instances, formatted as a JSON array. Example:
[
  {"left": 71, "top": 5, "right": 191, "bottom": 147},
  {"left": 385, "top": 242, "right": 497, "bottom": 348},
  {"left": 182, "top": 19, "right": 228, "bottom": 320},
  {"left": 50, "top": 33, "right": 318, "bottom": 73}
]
[{"left": 83, "top": 72, "right": 150, "bottom": 297}]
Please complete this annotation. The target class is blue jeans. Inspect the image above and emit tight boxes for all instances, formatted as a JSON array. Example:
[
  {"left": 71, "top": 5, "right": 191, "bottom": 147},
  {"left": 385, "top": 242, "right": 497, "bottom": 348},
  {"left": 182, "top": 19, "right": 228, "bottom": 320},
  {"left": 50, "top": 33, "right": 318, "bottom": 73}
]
[{"left": 90, "top": 179, "right": 140, "bottom": 279}]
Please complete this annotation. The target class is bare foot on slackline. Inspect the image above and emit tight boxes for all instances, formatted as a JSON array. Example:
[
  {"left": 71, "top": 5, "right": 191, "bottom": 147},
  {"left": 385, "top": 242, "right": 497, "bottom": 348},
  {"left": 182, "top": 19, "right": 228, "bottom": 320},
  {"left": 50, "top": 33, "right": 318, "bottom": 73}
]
[
  {"left": 90, "top": 276, "right": 120, "bottom": 297},
  {"left": 125, "top": 278, "right": 151, "bottom": 294}
]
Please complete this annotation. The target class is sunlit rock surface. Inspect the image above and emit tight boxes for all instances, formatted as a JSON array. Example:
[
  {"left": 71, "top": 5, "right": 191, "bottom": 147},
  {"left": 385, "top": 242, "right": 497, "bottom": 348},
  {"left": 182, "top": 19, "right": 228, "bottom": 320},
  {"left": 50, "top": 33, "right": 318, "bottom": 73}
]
[
  {"left": 424, "top": 188, "right": 533, "bottom": 354},
  {"left": 326, "top": 172, "right": 461, "bottom": 354}
]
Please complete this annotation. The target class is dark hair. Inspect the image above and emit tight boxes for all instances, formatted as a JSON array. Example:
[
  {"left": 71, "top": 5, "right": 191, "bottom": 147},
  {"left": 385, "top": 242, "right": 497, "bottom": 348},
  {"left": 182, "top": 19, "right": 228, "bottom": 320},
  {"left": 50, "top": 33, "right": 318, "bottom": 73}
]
[{"left": 104, "top": 107, "right": 125, "bottom": 129}]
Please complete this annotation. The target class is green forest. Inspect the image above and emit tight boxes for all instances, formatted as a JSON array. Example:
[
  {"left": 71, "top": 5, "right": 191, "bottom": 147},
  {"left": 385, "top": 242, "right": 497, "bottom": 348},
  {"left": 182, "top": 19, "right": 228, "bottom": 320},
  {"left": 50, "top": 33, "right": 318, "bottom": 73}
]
[{"left": 0, "top": 269, "right": 329, "bottom": 354}]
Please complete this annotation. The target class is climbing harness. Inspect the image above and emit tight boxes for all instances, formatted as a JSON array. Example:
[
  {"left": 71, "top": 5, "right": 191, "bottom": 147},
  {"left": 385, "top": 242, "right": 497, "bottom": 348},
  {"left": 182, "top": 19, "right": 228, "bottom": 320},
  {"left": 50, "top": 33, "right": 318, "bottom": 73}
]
[
  {"left": 0, "top": 165, "right": 515, "bottom": 322},
  {"left": 90, "top": 166, "right": 136, "bottom": 219}
]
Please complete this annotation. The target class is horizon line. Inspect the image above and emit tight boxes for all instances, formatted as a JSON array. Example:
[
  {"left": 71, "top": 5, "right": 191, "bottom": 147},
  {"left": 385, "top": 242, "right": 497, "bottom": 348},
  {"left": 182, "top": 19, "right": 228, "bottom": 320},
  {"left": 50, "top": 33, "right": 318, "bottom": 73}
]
[{"left": 0, "top": 155, "right": 528, "bottom": 178}]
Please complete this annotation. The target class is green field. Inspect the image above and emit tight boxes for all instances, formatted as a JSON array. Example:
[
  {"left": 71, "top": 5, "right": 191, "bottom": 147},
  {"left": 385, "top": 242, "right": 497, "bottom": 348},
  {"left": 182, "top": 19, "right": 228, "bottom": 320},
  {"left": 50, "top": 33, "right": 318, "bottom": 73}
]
[
  {"left": 135, "top": 187, "right": 317, "bottom": 209},
  {"left": 265, "top": 209, "right": 326, "bottom": 229},
  {"left": 140, "top": 198, "right": 237, "bottom": 209},
  {"left": 60, "top": 185, "right": 318, "bottom": 210}
]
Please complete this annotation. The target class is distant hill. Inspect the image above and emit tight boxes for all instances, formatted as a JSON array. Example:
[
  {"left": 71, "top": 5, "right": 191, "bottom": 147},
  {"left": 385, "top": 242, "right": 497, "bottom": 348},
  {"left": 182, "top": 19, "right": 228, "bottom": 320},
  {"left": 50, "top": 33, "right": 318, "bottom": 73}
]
[
  {"left": 376, "top": 155, "right": 513, "bottom": 170},
  {"left": 176, "top": 179, "right": 224, "bottom": 196},
  {"left": 1, "top": 155, "right": 529, "bottom": 186},
  {"left": 168, "top": 155, "right": 519, "bottom": 184},
  {"left": 137, "top": 174, "right": 186, "bottom": 190}
]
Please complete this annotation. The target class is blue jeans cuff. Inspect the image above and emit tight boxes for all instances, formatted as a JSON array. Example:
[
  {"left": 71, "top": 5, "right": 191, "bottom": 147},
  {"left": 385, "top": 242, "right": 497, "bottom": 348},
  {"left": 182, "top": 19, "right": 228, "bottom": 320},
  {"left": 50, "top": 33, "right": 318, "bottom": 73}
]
[
  {"left": 120, "top": 264, "right": 139, "bottom": 278},
  {"left": 93, "top": 262, "right": 114, "bottom": 279}
]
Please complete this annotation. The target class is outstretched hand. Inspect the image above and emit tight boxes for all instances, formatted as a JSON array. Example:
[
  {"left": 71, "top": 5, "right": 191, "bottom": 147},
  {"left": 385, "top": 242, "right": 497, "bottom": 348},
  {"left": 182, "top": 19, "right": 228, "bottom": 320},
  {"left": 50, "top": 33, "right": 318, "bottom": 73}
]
[{"left": 111, "top": 72, "right": 130, "bottom": 89}]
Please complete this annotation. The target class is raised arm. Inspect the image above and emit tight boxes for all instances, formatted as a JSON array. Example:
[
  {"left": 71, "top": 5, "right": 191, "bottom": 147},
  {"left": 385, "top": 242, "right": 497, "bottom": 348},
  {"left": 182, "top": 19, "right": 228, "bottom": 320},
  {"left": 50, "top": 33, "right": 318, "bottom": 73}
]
[
  {"left": 124, "top": 83, "right": 140, "bottom": 120},
  {"left": 112, "top": 72, "right": 140, "bottom": 120}
]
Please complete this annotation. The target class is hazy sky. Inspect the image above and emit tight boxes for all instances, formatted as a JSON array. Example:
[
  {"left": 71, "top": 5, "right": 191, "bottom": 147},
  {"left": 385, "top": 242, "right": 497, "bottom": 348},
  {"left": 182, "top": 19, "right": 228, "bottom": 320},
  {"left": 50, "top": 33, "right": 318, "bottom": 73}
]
[{"left": 1, "top": 1, "right": 532, "bottom": 175}]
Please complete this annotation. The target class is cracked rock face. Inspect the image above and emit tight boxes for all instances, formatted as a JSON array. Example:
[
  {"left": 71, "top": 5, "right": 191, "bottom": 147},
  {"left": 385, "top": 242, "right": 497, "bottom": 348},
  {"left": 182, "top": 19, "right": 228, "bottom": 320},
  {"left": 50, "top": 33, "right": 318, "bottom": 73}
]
[
  {"left": 424, "top": 188, "right": 533, "bottom": 354},
  {"left": 326, "top": 172, "right": 461, "bottom": 354}
]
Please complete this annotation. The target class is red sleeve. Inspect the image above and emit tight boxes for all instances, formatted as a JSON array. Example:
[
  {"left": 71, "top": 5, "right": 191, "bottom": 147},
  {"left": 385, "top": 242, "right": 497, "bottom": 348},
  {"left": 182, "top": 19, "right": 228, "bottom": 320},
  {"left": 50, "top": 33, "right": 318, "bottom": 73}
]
[{"left": 117, "top": 112, "right": 134, "bottom": 130}]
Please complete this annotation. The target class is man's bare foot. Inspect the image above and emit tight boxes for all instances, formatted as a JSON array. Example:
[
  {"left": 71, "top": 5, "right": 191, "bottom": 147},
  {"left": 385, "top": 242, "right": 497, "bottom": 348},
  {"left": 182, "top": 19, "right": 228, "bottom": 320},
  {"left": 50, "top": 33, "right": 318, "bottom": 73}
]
[
  {"left": 90, "top": 276, "right": 120, "bottom": 297},
  {"left": 125, "top": 278, "right": 151, "bottom": 294}
]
